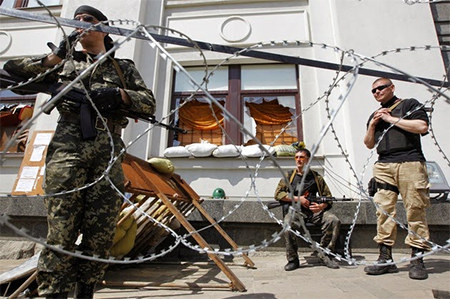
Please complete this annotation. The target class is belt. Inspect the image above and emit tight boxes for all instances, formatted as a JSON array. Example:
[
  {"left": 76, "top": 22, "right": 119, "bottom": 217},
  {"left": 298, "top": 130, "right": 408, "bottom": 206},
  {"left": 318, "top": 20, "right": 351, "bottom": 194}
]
[
  {"left": 58, "top": 113, "right": 122, "bottom": 135},
  {"left": 376, "top": 181, "right": 399, "bottom": 194}
]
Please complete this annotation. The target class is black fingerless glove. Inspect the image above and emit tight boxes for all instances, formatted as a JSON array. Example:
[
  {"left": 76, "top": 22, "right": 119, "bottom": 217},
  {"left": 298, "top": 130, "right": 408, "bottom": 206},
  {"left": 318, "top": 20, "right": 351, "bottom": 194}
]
[
  {"left": 53, "top": 31, "right": 79, "bottom": 59},
  {"left": 89, "top": 87, "right": 123, "bottom": 111}
]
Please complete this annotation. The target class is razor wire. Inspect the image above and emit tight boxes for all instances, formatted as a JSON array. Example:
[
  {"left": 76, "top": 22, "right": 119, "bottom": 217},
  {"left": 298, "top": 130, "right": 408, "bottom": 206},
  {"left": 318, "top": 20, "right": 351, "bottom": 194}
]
[
  {"left": 0, "top": 5, "right": 449, "bottom": 270},
  {"left": 351, "top": 51, "right": 450, "bottom": 264},
  {"left": 0, "top": 15, "right": 294, "bottom": 263},
  {"left": 403, "top": 0, "right": 448, "bottom": 4},
  {"left": 1, "top": 28, "right": 448, "bottom": 268},
  {"left": 0, "top": 37, "right": 446, "bottom": 268},
  {"left": 168, "top": 40, "right": 361, "bottom": 264}
]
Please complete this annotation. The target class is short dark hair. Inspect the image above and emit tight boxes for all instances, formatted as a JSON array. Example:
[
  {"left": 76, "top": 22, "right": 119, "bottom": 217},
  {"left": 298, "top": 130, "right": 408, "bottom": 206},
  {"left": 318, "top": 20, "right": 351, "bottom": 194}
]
[
  {"left": 373, "top": 77, "right": 393, "bottom": 86},
  {"left": 296, "top": 148, "right": 311, "bottom": 158}
]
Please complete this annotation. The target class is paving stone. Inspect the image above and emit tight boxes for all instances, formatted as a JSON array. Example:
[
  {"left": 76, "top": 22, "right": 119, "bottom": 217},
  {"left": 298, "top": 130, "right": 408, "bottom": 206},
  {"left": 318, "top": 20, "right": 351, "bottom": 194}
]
[{"left": 0, "top": 251, "right": 448, "bottom": 298}]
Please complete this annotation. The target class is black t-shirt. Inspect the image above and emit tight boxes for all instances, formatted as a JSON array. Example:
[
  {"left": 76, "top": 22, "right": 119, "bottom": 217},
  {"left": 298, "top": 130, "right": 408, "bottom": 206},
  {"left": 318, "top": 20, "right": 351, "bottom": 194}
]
[{"left": 367, "top": 97, "right": 428, "bottom": 163}]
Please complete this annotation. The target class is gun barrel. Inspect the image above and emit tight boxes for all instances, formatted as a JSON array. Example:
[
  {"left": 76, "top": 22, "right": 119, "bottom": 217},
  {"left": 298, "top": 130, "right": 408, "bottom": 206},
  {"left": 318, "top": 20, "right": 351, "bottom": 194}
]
[
  {"left": 0, "top": 69, "right": 186, "bottom": 133},
  {"left": 266, "top": 197, "right": 353, "bottom": 209},
  {"left": 266, "top": 201, "right": 282, "bottom": 209}
]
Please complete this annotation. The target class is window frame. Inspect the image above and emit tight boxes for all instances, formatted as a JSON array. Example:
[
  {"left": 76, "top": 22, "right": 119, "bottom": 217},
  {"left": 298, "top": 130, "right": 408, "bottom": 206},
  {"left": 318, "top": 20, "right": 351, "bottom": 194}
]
[
  {"left": 0, "top": 0, "right": 59, "bottom": 8},
  {"left": 0, "top": 94, "right": 36, "bottom": 155},
  {"left": 170, "top": 64, "right": 302, "bottom": 147}
]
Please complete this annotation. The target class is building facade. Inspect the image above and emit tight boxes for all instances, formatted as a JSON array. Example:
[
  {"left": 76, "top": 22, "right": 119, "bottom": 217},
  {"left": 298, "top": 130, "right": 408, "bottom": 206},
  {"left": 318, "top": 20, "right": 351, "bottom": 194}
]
[{"left": 0, "top": 0, "right": 448, "bottom": 204}]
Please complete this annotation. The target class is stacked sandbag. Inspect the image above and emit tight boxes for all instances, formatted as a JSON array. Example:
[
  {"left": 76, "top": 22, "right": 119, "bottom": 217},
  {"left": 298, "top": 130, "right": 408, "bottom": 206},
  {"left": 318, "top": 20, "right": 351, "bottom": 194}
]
[{"left": 110, "top": 206, "right": 137, "bottom": 258}]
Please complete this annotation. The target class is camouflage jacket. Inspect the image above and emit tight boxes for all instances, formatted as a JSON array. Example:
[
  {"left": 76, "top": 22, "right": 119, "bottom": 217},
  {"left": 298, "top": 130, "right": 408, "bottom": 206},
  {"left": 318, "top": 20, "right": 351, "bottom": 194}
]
[
  {"left": 274, "top": 169, "right": 333, "bottom": 215},
  {"left": 4, "top": 51, "right": 156, "bottom": 127}
]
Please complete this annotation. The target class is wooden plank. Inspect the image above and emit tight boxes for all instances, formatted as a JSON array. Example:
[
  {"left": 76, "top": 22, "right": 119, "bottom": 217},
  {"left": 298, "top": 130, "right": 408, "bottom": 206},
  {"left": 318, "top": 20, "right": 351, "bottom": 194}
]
[
  {"left": 191, "top": 200, "right": 256, "bottom": 269},
  {"left": 122, "top": 155, "right": 189, "bottom": 201},
  {"left": 0, "top": 253, "right": 38, "bottom": 285},
  {"left": 129, "top": 159, "right": 247, "bottom": 292},
  {"left": 171, "top": 174, "right": 256, "bottom": 268},
  {"left": 11, "top": 130, "right": 54, "bottom": 196},
  {"left": 8, "top": 271, "right": 37, "bottom": 299}
]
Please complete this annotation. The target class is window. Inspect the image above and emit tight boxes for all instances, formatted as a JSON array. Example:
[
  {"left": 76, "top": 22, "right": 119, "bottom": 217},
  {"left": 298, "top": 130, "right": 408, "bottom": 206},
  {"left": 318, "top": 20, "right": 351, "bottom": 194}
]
[
  {"left": 0, "top": 90, "right": 35, "bottom": 154},
  {"left": 170, "top": 64, "right": 302, "bottom": 147},
  {"left": 0, "top": 0, "right": 59, "bottom": 8}
]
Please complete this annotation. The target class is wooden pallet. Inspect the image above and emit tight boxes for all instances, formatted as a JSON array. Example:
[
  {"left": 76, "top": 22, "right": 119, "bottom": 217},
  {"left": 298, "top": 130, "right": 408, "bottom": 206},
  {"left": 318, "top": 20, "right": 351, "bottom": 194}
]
[
  {"left": 2, "top": 154, "right": 254, "bottom": 297},
  {"left": 107, "top": 154, "right": 254, "bottom": 291}
]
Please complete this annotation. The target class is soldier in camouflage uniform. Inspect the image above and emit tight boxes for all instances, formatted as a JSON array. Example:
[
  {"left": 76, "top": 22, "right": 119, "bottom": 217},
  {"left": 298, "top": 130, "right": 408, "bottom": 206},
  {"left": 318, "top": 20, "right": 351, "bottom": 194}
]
[
  {"left": 274, "top": 148, "right": 341, "bottom": 271},
  {"left": 4, "top": 5, "right": 155, "bottom": 299}
]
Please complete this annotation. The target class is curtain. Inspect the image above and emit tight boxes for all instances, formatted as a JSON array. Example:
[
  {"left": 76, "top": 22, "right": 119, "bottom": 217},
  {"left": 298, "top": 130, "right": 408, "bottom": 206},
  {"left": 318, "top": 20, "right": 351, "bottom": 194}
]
[
  {"left": 178, "top": 100, "right": 224, "bottom": 130},
  {"left": 245, "top": 99, "right": 292, "bottom": 125}
]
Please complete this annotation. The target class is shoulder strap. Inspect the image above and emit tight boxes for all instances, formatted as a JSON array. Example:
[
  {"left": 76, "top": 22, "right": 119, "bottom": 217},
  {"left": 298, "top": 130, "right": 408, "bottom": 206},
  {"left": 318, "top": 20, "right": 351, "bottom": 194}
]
[
  {"left": 289, "top": 170, "right": 297, "bottom": 184},
  {"left": 111, "top": 58, "right": 128, "bottom": 90},
  {"left": 310, "top": 170, "right": 323, "bottom": 196},
  {"left": 388, "top": 98, "right": 403, "bottom": 112}
]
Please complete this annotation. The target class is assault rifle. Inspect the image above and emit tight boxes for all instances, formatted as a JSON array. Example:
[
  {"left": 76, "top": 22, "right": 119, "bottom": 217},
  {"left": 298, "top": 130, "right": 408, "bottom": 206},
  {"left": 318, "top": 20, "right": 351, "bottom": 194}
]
[
  {"left": 0, "top": 69, "right": 186, "bottom": 134},
  {"left": 267, "top": 196, "right": 353, "bottom": 209}
]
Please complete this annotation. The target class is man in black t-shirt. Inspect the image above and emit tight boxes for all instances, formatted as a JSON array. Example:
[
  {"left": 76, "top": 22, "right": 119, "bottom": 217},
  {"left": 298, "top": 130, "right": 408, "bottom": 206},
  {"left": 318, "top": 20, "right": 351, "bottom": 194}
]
[{"left": 363, "top": 78, "right": 431, "bottom": 280}]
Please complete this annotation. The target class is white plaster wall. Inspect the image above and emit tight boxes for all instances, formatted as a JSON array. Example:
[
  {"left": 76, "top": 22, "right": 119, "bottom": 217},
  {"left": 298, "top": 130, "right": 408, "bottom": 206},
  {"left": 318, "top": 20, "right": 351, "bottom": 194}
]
[
  {"left": 309, "top": 0, "right": 449, "bottom": 186},
  {"left": 169, "top": 157, "right": 325, "bottom": 201},
  {"left": 0, "top": 0, "right": 152, "bottom": 194},
  {"left": 155, "top": 0, "right": 354, "bottom": 200},
  {"left": 0, "top": 9, "right": 59, "bottom": 63},
  {"left": 0, "top": 7, "right": 60, "bottom": 194},
  {"left": 1, "top": 0, "right": 448, "bottom": 198},
  {"left": 153, "top": 0, "right": 449, "bottom": 200}
]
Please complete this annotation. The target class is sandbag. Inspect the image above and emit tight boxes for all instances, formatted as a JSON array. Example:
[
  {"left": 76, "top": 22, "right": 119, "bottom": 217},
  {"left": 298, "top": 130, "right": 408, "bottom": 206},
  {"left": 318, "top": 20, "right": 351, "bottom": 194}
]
[
  {"left": 110, "top": 208, "right": 137, "bottom": 257},
  {"left": 110, "top": 220, "right": 137, "bottom": 257},
  {"left": 148, "top": 157, "right": 175, "bottom": 175},
  {"left": 163, "top": 146, "right": 191, "bottom": 158},
  {"left": 185, "top": 142, "right": 218, "bottom": 157}
]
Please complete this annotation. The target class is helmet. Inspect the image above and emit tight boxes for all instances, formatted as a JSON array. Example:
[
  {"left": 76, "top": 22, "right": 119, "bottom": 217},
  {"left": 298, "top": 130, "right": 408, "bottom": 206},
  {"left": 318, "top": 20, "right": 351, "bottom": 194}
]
[{"left": 212, "top": 188, "right": 226, "bottom": 199}]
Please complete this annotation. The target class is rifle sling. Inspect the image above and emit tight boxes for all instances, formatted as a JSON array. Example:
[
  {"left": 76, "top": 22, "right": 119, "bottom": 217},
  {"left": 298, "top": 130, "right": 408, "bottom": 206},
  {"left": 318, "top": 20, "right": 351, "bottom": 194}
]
[{"left": 111, "top": 58, "right": 128, "bottom": 90}]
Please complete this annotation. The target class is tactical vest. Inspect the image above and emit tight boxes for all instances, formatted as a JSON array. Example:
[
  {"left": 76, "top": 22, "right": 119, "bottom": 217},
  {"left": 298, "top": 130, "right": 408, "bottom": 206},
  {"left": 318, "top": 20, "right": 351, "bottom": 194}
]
[
  {"left": 374, "top": 99, "right": 421, "bottom": 155},
  {"left": 281, "top": 170, "right": 322, "bottom": 217}
]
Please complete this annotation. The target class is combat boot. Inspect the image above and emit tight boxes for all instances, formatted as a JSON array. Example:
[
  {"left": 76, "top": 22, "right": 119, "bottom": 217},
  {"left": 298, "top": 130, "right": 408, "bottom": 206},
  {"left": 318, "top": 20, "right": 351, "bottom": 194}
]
[
  {"left": 284, "top": 259, "right": 300, "bottom": 271},
  {"left": 409, "top": 247, "right": 428, "bottom": 280},
  {"left": 319, "top": 254, "right": 340, "bottom": 269},
  {"left": 74, "top": 282, "right": 96, "bottom": 299},
  {"left": 364, "top": 244, "right": 398, "bottom": 275}
]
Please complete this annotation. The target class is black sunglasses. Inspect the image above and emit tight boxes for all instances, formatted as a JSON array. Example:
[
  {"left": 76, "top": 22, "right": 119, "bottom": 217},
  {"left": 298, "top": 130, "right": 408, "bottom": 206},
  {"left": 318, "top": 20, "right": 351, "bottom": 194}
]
[
  {"left": 371, "top": 84, "right": 391, "bottom": 94},
  {"left": 73, "top": 15, "right": 97, "bottom": 23}
]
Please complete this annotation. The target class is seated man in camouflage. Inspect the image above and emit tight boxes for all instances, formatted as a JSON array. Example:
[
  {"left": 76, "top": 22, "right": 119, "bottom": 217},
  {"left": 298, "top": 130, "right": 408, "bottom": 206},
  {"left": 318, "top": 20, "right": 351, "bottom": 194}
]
[{"left": 274, "top": 148, "right": 341, "bottom": 271}]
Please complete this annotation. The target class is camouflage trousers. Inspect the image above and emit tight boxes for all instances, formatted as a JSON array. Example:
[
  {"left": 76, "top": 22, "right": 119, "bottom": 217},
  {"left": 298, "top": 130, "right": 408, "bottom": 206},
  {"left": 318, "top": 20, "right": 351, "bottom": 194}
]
[
  {"left": 37, "top": 122, "right": 125, "bottom": 296},
  {"left": 284, "top": 210, "right": 341, "bottom": 262}
]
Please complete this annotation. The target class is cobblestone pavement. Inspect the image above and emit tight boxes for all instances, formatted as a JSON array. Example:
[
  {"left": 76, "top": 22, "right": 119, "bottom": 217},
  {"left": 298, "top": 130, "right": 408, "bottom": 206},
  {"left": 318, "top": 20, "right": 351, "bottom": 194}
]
[{"left": 1, "top": 250, "right": 449, "bottom": 298}]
